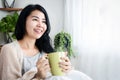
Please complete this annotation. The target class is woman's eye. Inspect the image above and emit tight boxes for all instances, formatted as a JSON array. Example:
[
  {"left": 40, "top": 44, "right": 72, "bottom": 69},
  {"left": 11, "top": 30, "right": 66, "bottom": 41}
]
[
  {"left": 33, "top": 19, "right": 38, "bottom": 21},
  {"left": 42, "top": 21, "right": 46, "bottom": 24}
]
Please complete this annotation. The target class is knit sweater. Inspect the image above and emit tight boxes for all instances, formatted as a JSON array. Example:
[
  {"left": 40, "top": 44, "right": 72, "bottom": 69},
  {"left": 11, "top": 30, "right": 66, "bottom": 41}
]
[{"left": 0, "top": 41, "right": 38, "bottom": 80}]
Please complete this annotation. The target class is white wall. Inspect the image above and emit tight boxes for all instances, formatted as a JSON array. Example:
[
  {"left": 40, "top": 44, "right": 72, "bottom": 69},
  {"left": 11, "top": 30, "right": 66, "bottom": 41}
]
[{"left": 0, "top": 0, "right": 64, "bottom": 44}]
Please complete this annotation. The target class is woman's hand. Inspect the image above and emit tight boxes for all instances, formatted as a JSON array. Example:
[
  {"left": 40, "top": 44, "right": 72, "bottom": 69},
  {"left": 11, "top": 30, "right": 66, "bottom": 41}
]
[
  {"left": 35, "top": 54, "right": 50, "bottom": 79},
  {"left": 59, "top": 55, "right": 72, "bottom": 73}
]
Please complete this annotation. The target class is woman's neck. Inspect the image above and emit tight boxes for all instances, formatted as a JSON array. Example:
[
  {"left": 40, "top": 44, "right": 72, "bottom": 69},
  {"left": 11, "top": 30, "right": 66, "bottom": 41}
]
[
  {"left": 18, "top": 37, "right": 36, "bottom": 49},
  {"left": 18, "top": 37, "right": 39, "bottom": 56}
]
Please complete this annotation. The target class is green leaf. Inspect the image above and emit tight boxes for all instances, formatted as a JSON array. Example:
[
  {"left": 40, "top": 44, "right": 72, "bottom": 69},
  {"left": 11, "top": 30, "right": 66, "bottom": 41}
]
[
  {"left": 54, "top": 31, "right": 74, "bottom": 58},
  {"left": 0, "top": 12, "right": 19, "bottom": 39}
]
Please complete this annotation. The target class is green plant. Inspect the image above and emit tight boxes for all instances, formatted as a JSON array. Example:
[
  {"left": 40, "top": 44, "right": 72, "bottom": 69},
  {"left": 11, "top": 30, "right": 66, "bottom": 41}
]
[
  {"left": 54, "top": 31, "right": 74, "bottom": 58},
  {"left": 0, "top": 11, "right": 19, "bottom": 42}
]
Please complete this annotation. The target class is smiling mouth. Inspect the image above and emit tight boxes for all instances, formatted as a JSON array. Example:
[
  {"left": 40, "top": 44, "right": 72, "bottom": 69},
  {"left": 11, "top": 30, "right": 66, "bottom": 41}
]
[{"left": 34, "top": 29, "right": 43, "bottom": 34}]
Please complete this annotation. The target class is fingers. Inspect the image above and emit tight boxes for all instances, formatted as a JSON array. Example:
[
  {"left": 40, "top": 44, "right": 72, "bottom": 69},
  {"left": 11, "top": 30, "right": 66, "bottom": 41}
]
[
  {"left": 64, "top": 52, "right": 68, "bottom": 56},
  {"left": 59, "top": 56, "right": 72, "bottom": 73},
  {"left": 37, "top": 63, "right": 50, "bottom": 73},
  {"left": 61, "top": 56, "right": 70, "bottom": 62},
  {"left": 37, "top": 54, "right": 48, "bottom": 65},
  {"left": 59, "top": 62, "right": 72, "bottom": 73},
  {"left": 36, "top": 54, "right": 50, "bottom": 78},
  {"left": 37, "top": 59, "right": 50, "bottom": 71}
]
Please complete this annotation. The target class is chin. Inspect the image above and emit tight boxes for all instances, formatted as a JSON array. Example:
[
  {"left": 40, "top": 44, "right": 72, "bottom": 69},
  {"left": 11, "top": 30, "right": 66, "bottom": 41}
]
[
  {"left": 33, "top": 33, "right": 44, "bottom": 39},
  {"left": 35, "top": 35, "right": 42, "bottom": 39}
]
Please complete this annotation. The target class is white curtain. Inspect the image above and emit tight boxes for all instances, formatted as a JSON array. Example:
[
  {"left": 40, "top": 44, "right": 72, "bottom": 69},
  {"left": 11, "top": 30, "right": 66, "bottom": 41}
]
[{"left": 64, "top": 0, "right": 120, "bottom": 80}]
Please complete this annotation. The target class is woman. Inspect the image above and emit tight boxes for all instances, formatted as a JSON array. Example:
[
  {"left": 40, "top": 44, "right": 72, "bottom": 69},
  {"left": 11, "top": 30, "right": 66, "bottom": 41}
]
[{"left": 0, "top": 4, "right": 92, "bottom": 80}]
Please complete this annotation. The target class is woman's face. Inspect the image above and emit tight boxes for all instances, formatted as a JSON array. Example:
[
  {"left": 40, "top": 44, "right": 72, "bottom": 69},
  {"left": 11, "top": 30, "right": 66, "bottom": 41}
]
[{"left": 25, "top": 10, "right": 47, "bottom": 39}]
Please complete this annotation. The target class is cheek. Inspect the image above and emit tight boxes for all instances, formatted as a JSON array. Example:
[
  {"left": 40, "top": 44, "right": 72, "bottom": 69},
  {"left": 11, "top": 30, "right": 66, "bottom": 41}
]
[
  {"left": 43, "top": 24, "right": 47, "bottom": 32},
  {"left": 45, "top": 26, "right": 47, "bottom": 31},
  {"left": 26, "top": 20, "right": 36, "bottom": 29},
  {"left": 25, "top": 23, "right": 35, "bottom": 34}
]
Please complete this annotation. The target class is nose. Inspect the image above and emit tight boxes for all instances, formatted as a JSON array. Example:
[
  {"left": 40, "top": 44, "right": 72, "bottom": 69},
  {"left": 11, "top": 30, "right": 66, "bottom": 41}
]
[{"left": 38, "top": 21, "right": 43, "bottom": 27}]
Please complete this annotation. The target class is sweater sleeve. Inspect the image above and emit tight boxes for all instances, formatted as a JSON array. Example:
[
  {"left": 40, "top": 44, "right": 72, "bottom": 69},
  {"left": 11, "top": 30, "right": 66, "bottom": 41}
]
[{"left": 0, "top": 44, "right": 39, "bottom": 80}]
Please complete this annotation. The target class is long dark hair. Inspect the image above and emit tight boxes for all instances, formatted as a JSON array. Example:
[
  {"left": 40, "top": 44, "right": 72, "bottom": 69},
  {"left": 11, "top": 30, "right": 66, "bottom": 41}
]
[{"left": 15, "top": 4, "right": 54, "bottom": 53}]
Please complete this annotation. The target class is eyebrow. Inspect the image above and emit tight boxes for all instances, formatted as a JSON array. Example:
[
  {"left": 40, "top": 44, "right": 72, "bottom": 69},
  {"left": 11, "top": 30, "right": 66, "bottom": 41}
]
[{"left": 32, "top": 16, "right": 46, "bottom": 20}]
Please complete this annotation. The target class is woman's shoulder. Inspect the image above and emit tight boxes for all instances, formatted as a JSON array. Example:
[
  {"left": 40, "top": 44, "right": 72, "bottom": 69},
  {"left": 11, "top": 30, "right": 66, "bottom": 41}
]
[
  {"left": 0, "top": 40, "right": 21, "bottom": 55},
  {"left": 0, "top": 40, "right": 23, "bottom": 59},
  {"left": 1, "top": 40, "right": 18, "bottom": 50}
]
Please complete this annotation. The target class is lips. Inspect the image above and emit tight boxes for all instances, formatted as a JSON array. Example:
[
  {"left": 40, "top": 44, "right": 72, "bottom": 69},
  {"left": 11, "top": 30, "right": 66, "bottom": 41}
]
[{"left": 34, "top": 28, "right": 44, "bottom": 34}]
